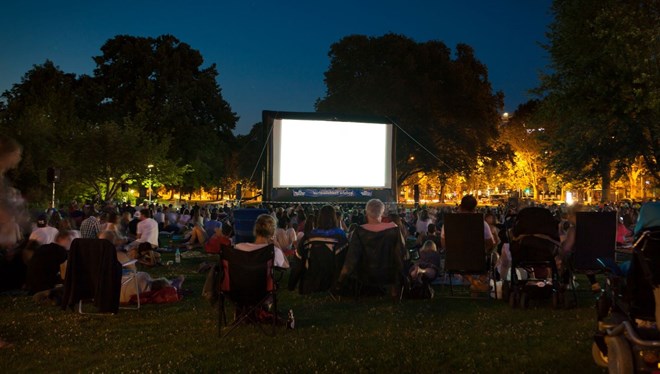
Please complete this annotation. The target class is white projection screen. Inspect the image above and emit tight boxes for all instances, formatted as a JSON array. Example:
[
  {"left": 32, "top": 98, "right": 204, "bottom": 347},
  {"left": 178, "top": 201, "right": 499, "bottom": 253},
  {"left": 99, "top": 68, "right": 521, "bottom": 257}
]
[{"left": 272, "top": 118, "right": 393, "bottom": 188}]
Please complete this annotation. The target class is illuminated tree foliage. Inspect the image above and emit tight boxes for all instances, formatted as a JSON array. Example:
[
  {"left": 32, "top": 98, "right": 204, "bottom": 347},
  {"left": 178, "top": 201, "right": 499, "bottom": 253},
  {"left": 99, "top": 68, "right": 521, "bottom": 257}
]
[
  {"left": 538, "top": 0, "right": 660, "bottom": 201},
  {"left": 499, "top": 100, "right": 548, "bottom": 199},
  {"left": 316, "top": 33, "right": 504, "bottom": 192}
]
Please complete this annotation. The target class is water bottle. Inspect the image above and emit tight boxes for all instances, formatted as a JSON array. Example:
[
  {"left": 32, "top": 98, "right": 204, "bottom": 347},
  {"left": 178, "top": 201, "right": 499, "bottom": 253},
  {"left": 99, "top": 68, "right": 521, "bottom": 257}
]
[
  {"left": 286, "top": 309, "right": 295, "bottom": 330},
  {"left": 175, "top": 248, "right": 181, "bottom": 264}
]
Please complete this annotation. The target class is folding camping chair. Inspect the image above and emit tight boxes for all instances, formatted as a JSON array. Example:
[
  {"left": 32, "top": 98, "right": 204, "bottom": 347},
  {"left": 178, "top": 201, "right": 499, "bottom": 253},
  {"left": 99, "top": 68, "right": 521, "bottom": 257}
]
[
  {"left": 443, "top": 213, "right": 495, "bottom": 298},
  {"left": 62, "top": 238, "right": 140, "bottom": 314},
  {"left": 218, "top": 244, "right": 283, "bottom": 337},
  {"left": 569, "top": 211, "right": 617, "bottom": 301},
  {"left": 289, "top": 236, "right": 345, "bottom": 298}
]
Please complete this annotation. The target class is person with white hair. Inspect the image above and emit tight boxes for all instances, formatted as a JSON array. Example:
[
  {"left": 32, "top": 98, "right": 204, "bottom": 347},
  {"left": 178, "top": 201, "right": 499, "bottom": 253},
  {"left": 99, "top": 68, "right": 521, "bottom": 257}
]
[{"left": 336, "top": 199, "right": 407, "bottom": 297}]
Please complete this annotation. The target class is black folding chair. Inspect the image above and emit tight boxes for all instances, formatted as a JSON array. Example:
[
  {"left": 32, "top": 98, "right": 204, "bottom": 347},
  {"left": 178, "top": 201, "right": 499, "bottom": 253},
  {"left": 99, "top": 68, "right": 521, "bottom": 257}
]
[
  {"left": 218, "top": 244, "right": 282, "bottom": 337},
  {"left": 570, "top": 211, "right": 617, "bottom": 301},
  {"left": 443, "top": 213, "right": 493, "bottom": 298},
  {"left": 289, "top": 236, "right": 345, "bottom": 297}
]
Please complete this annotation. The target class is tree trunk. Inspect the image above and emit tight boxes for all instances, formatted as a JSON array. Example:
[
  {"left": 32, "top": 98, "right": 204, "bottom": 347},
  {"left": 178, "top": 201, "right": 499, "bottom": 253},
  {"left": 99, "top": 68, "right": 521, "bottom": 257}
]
[
  {"left": 600, "top": 161, "right": 612, "bottom": 203},
  {"left": 438, "top": 177, "right": 446, "bottom": 203}
]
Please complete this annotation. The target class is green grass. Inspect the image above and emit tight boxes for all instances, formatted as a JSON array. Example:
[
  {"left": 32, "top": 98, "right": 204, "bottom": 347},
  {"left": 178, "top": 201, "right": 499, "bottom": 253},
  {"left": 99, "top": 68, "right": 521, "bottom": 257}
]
[{"left": 0, "top": 253, "right": 605, "bottom": 373}]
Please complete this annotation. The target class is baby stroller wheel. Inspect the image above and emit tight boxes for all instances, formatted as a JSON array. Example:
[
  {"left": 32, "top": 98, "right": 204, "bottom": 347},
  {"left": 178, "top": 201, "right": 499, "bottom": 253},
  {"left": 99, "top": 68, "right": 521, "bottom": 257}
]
[
  {"left": 606, "top": 336, "right": 633, "bottom": 374},
  {"left": 591, "top": 341, "right": 608, "bottom": 368}
]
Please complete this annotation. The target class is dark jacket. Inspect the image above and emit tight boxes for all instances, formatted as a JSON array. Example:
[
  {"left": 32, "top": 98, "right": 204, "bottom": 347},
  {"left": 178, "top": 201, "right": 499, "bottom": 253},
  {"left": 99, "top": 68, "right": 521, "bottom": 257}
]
[
  {"left": 62, "top": 238, "right": 122, "bottom": 313},
  {"left": 338, "top": 225, "right": 406, "bottom": 287}
]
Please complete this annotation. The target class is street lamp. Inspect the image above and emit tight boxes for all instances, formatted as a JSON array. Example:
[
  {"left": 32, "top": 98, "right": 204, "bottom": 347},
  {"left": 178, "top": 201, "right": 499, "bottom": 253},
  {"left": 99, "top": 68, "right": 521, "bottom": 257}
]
[{"left": 147, "top": 164, "right": 154, "bottom": 203}]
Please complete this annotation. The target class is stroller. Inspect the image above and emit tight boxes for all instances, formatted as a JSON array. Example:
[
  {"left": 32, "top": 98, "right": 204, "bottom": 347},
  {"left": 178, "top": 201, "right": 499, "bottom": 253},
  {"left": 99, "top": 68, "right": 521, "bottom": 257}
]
[
  {"left": 505, "top": 207, "right": 563, "bottom": 308},
  {"left": 592, "top": 227, "right": 660, "bottom": 372}
]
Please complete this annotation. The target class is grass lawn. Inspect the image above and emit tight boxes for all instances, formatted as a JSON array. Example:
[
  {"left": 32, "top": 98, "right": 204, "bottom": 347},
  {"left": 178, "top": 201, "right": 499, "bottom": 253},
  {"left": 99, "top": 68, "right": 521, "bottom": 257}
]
[{"left": 0, "top": 252, "right": 605, "bottom": 373}]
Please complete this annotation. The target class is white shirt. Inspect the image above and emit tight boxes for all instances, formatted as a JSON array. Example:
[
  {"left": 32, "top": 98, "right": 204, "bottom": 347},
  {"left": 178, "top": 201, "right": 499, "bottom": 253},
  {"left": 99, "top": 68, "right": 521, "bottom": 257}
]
[
  {"left": 29, "top": 226, "right": 59, "bottom": 245},
  {"left": 234, "top": 242, "right": 289, "bottom": 268},
  {"left": 136, "top": 218, "right": 159, "bottom": 247}
]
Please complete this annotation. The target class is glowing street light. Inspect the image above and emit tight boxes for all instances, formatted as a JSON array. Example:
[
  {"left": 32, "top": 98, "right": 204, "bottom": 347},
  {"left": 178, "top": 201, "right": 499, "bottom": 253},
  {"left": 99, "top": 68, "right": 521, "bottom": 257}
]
[{"left": 147, "top": 164, "right": 154, "bottom": 203}]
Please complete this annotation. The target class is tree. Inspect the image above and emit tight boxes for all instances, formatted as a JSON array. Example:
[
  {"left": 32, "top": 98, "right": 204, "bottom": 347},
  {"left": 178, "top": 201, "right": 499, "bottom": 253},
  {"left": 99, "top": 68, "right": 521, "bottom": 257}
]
[
  {"left": 316, "top": 34, "right": 503, "bottom": 194},
  {"left": 68, "top": 120, "right": 171, "bottom": 201},
  {"left": 89, "top": 35, "right": 239, "bottom": 189},
  {"left": 538, "top": 0, "right": 660, "bottom": 201},
  {"left": 499, "top": 101, "right": 548, "bottom": 199},
  {"left": 0, "top": 61, "right": 81, "bottom": 201}
]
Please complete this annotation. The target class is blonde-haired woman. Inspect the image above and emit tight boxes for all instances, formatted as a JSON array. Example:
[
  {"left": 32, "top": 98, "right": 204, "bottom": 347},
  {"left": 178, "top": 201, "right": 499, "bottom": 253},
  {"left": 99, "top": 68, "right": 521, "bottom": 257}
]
[{"left": 234, "top": 214, "right": 289, "bottom": 268}]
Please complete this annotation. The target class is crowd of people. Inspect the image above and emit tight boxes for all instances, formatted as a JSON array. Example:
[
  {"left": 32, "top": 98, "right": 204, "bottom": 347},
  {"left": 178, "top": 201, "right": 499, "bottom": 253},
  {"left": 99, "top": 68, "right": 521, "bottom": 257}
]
[{"left": 1, "top": 132, "right": 658, "bottom": 346}]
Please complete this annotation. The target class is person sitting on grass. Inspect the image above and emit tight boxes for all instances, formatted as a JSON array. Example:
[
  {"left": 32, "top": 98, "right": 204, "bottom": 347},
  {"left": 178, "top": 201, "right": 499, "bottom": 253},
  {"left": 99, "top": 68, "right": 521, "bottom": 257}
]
[
  {"left": 99, "top": 230, "right": 184, "bottom": 304},
  {"left": 409, "top": 240, "right": 441, "bottom": 284},
  {"left": 26, "top": 230, "right": 72, "bottom": 294},
  {"left": 181, "top": 216, "right": 208, "bottom": 250},
  {"left": 205, "top": 222, "right": 233, "bottom": 255}
]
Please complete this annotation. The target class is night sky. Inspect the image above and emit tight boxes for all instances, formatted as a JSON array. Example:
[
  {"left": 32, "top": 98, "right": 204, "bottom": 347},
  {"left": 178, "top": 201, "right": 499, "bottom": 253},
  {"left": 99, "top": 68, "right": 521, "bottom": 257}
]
[{"left": 0, "top": 1, "right": 553, "bottom": 134}]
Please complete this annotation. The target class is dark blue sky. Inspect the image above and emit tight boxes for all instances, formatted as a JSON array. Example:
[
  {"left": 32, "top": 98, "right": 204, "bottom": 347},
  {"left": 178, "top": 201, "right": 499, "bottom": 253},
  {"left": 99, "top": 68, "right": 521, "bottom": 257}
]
[{"left": 0, "top": 1, "right": 553, "bottom": 134}]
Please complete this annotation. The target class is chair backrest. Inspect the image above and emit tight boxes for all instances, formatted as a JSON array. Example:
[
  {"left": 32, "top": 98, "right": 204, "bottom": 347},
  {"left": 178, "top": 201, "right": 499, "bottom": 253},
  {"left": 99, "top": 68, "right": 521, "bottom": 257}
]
[
  {"left": 574, "top": 211, "right": 616, "bottom": 271},
  {"left": 444, "top": 213, "right": 487, "bottom": 273},
  {"left": 300, "top": 236, "right": 342, "bottom": 293},
  {"left": 233, "top": 209, "right": 268, "bottom": 243},
  {"left": 220, "top": 244, "right": 274, "bottom": 306},
  {"left": 626, "top": 230, "right": 660, "bottom": 320},
  {"left": 62, "top": 238, "right": 122, "bottom": 313}
]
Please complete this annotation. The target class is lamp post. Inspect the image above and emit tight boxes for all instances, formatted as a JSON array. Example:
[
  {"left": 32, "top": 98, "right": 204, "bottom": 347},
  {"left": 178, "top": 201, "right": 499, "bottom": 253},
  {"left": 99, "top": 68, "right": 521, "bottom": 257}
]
[{"left": 147, "top": 164, "right": 154, "bottom": 203}]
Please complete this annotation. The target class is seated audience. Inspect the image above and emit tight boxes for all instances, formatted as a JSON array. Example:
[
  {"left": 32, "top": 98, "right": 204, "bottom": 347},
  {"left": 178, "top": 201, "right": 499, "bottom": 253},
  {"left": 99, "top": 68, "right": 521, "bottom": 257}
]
[
  {"left": 26, "top": 230, "right": 71, "bottom": 294},
  {"left": 409, "top": 240, "right": 441, "bottom": 284},
  {"left": 336, "top": 199, "right": 407, "bottom": 297},
  {"left": 28, "top": 214, "right": 59, "bottom": 245},
  {"left": 205, "top": 223, "right": 233, "bottom": 254},
  {"left": 234, "top": 214, "right": 289, "bottom": 269},
  {"left": 440, "top": 195, "right": 495, "bottom": 292}
]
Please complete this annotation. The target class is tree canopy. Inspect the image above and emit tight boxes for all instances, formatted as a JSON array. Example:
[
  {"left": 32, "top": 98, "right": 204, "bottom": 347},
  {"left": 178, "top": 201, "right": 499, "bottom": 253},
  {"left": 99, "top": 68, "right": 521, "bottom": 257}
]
[
  {"left": 538, "top": 0, "right": 660, "bottom": 200},
  {"left": 0, "top": 35, "right": 239, "bottom": 203},
  {"left": 316, "top": 33, "right": 504, "bottom": 191}
]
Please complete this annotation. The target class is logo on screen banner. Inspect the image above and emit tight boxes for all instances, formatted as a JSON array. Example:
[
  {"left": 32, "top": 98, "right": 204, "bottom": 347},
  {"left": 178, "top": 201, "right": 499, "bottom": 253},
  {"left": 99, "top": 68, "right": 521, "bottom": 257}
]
[{"left": 292, "top": 189, "right": 373, "bottom": 198}]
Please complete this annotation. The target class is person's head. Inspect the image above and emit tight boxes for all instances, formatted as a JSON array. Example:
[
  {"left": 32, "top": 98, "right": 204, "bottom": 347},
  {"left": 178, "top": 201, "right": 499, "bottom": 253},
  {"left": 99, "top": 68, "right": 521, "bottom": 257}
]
[
  {"left": 388, "top": 212, "right": 402, "bottom": 226},
  {"left": 303, "top": 214, "right": 315, "bottom": 234},
  {"left": 221, "top": 222, "right": 233, "bottom": 237},
  {"left": 459, "top": 195, "right": 478, "bottom": 213},
  {"left": 317, "top": 205, "right": 338, "bottom": 230},
  {"left": 365, "top": 199, "right": 385, "bottom": 223},
  {"left": 277, "top": 215, "right": 290, "bottom": 230},
  {"left": 139, "top": 208, "right": 151, "bottom": 220},
  {"left": 421, "top": 239, "right": 437, "bottom": 253},
  {"left": 55, "top": 230, "right": 73, "bottom": 250},
  {"left": 427, "top": 223, "right": 436, "bottom": 234},
  {"left": 106, "top": 211, "right": 118, "bottom": 225},
  {"left": 36, "top": 213, "right": 48, "bottom": 228},
  {"left": 98, "top": 230, "right": 117, "bottom": 245},
  {"left": 485, "top": 212, "right": 496, "bottom": 225},
  {"left": 47, "top": 210, "right": 61, "bottom": 226},
  {"left": 419, "top": 209, "right": 429, "bottom": 221},
  {"left": 0, "top": 136, "right": 22, "bottom": 173},
  {"left": 253, "top": 214, "right": 277, "bottom": 241}
]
